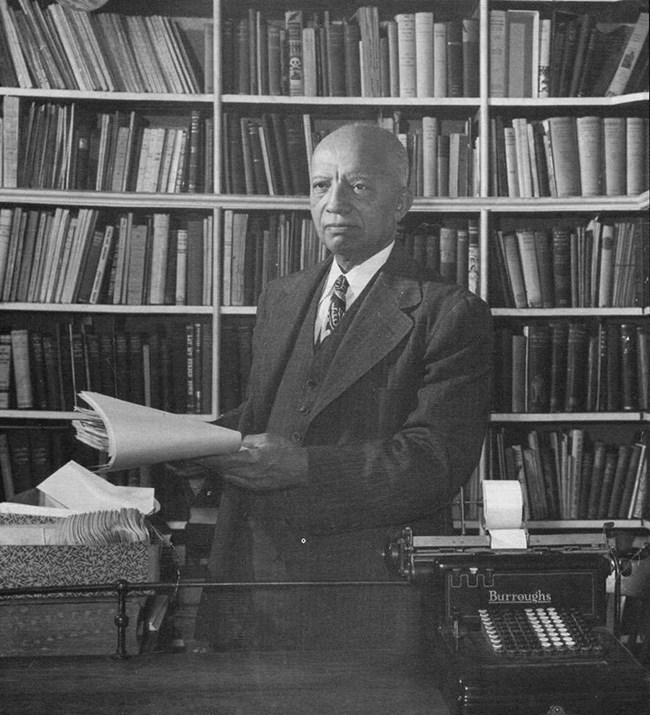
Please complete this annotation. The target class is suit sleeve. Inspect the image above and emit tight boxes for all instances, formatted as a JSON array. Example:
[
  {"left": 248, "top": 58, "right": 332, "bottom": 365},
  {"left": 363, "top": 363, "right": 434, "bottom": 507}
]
[{"left": 296, "top": 291, "right": 493, "bottom": 534}]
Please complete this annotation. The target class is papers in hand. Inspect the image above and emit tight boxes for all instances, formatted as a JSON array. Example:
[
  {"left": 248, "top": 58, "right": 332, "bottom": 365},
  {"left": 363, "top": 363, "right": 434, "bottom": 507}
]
[{"left": 72, "top": 391, "right": 242, "bottom": 472}]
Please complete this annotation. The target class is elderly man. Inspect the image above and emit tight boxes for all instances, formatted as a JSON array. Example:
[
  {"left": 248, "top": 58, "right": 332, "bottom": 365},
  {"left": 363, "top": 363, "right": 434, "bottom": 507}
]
[{"left": 193, "top": 122, "right": 493, "bottom": 651}]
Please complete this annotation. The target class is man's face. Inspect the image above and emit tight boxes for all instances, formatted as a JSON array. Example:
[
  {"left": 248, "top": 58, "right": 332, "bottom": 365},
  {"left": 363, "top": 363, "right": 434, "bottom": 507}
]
[{"left": 309, "top": 131, "right": 411, "bottom": 270}]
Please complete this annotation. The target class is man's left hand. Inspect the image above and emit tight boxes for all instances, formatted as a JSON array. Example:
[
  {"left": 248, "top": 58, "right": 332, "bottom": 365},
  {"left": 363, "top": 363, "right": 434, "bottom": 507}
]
[{"left": 200, "top": 433, "right": 308, "bottom": 492}]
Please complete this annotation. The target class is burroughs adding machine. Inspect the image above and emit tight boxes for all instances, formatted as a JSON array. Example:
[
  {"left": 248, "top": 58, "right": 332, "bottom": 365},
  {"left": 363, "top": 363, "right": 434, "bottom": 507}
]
[{"left": 385, "top": 482, "right": 650, "bottom": 715}]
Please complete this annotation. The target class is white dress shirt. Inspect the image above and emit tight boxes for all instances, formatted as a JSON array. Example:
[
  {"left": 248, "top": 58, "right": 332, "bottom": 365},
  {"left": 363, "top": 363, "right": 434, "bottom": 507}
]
[{"left": 314, "top": 242, "right": 394, "bottom": 343}]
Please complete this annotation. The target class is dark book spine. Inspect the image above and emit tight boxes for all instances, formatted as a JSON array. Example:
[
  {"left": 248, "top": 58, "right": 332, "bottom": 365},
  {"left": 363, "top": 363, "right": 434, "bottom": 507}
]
[
  {"left": 564, "top": 322, "right": 588, "bottom": 411},
  {"left": 526, "top": 323, "right": 551, "bottom": 412},
  {"left": 620, "top": 323, "right": 638, "bottom": 410},
  {"left": 586, "top": 440, "right": 607, "bottom": 519},
  {"left": 606, "top": 322, "right": 621, "bottom": 411},
  {"left": 595, "top": 447, "right": 619, "bottom": 518},
  {"left": 445, "top": 19, "right": 463, "bottom": 98},
  {"left": 28, "top": 331, "right": 48, "bottom": 410},
  {"left": 343, "top": 21, "right": 361, "bottom": 96},
  {"left": 549, "top": 321, "right": 568, "bottom": 412},
  {"left": 551, "top": 227, "right": 572, "bottom": 307}
]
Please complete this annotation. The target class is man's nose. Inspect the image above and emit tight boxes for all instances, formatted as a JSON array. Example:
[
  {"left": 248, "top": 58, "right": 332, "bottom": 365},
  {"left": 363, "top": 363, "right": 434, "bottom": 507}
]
[{"left": 325, "top": 181, "right": 350, "bottom": 212}]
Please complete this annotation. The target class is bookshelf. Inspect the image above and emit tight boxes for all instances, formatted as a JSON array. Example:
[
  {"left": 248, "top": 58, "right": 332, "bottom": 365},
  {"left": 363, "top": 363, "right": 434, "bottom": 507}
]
[{"left": 0, "top": 0, "right": 648, "bottom": 527}]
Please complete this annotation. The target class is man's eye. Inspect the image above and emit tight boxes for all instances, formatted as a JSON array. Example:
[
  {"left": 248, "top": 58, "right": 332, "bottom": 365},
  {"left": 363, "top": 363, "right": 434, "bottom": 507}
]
[
  {"left": 311, "top": 181, "right": 328, "bottom": 192},
  {"left": 353, "top": 183, "right": 368, "bottom": 192}
]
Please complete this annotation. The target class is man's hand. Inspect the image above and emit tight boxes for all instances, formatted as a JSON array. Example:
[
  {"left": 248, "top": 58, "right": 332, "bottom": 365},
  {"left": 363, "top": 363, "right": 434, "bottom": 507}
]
[{"left": 200, "top": 433, "right": 308, "bottom": 492}]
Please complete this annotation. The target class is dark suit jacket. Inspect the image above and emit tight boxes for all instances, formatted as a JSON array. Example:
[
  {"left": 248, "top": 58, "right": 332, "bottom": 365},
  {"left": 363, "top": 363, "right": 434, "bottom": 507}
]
[{"left": 197, "top": 243, "right": 493, "bottom": 649}]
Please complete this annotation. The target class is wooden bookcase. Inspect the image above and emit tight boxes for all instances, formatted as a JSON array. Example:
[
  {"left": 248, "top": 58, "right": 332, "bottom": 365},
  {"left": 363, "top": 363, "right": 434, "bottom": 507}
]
[{"left": 0, "top": 0, "right": 648, "bottom": 526}]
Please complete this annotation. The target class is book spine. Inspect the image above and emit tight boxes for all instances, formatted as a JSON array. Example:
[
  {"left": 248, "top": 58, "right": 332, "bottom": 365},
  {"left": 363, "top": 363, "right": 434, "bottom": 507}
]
[{"left": 395, "top": 13, "right": 416, "bottom": 98}]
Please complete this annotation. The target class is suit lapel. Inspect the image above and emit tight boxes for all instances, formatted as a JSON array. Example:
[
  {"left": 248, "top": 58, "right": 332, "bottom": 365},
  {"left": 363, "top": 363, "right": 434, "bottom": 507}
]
[{"left": 310, "top": 253, "right": 423, "bottom": 421}]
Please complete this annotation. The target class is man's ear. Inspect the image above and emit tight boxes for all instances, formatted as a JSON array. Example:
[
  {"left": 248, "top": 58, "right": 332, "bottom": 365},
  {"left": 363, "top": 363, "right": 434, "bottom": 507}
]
[{"left": 395, "top": 187, "right": 414, "bottom": 220}]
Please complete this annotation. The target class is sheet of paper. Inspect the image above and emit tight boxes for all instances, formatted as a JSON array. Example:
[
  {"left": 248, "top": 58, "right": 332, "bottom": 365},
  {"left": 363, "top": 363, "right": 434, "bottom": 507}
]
[
  {"left": 0, "top": 502, "right": 79, "bottom": 517},
  {"left": 74, "top": 391, "right": 242, "bottom": 471},
  {"left": 37, "top": 461, "right": 155, "bottom": 515}
]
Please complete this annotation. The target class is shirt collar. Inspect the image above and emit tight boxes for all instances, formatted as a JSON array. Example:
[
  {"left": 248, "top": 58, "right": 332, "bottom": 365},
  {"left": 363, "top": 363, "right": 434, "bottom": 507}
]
[{"left": 322, "top": 241, "right": 395, "bottom": 303}]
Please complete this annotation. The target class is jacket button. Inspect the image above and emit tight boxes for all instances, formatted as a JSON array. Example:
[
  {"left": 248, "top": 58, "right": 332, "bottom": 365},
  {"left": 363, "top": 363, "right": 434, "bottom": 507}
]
[
  {"left": 298, "top": 405, "right": 310, "bottom": 414},
  {"left": 291, "top": 432, "right": 301, "bottom": 442},
  {"left": 306, "top": 379, "right": 317, "bottom": 388}
]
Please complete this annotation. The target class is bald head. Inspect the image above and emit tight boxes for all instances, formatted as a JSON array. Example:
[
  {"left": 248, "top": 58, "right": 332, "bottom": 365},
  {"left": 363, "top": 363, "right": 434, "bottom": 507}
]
[
  {"left": 309, "top": 122, "right": 414, "bottom": 271},
  {"left": 312, "top": 124, "right": 410, "bottom": 189}
]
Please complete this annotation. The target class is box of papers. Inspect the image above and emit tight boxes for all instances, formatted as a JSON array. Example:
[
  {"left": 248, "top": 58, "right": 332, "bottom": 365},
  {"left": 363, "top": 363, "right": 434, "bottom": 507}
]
[{"left": 0, "top": 541, "right": 159, "bottom": 595}]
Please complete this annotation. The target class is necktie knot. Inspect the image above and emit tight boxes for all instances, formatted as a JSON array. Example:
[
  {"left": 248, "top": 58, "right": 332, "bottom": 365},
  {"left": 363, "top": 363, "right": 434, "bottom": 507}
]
[{"left": 325, "top": 274, "right": 348, "bottom": 334}]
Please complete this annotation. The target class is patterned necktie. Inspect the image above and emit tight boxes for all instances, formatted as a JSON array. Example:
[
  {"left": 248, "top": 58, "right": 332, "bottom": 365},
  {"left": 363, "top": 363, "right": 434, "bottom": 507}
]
[{"left": 326, "top": 274, "right": 349, "bottom": 334}]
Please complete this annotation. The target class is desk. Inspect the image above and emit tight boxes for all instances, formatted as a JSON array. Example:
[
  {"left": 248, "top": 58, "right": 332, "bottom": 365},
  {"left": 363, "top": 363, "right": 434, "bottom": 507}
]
[{"left": 0, "top": 649, "right": 450, "bottom": 715}]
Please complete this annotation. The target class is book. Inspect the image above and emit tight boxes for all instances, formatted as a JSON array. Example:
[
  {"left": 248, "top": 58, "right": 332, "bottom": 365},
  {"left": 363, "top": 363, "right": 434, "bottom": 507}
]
[
  {"left": 506, "top": 10, "right": 539, "bottom": 98},
  {"left": 0, "top": 333, "right": 12, "bottom": 410},
  {"left": 606, "top": 12, "right": 649, "bottom": 96},
  {"left": 547, "top": 116, "right": 581, "bottom": 197},
  {"left": 515, "top": 229, "right": 543, "bottom": 308},
  {"left": 462, "top": 18, "right": 480, "bottom": 97},
  {"left": 488, "top": 10, "right": 507, "bottom": 98},
  {"left": 603, "top": 116, "right": 626, "bottom": 196},
  {"left": 446, "top": 19, "right": 464, "bottom": 98},
  {"left": 498, "top": 231, "right": 527, "bottom": 308},
  {"left": 10, "top": 329, "right": 33, "bottom": 409},
  {"left": 433, "top": 21, "right": 447, "bottom": 98},
  {"left": 395, "top": 13, "right": 416, "bottom": 98},
  {"left": 576, "top": 116, "right": 603, "bottom": 196},
  {"left": 525, "top": 324, "right": 551, "bottom": 412}
]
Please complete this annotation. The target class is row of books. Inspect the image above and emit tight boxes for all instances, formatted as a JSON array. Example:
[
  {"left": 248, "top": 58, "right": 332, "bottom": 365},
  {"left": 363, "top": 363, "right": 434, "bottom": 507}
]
[
  {"left": 0, "top": 0, "right": 204, "bottom": 92},
  {"left": 489, "top": 428, "right": 649, "bottom": 521},
  {"left": 493, "top": 320, "right": 649, "bottom": 414},
  {"left": 222, "top": 210, "right": 325, "bottom": 307},
  {"left": 490, "top": 114, "right": 649, "bottom": 199},
  {"left": 489, "top": 218, "right": 648, "bottom": 310},
  {"left": 1, "top": 99, "right": 212, "bottom": 192},
  {"left": 397, "top": 220, "right": 480, "bottom": 295},
  {"left": 489, "top": 9, "right": 649, "bottom": 98},
  {"left": 223, "top": 112, "right": 478, "bottom": 198},
  {"left": 0, "top": 319, "right": 212, "bottom": 414},
  {"left": 0, "top": 426, "right": 95, "bottom": 500},
  {"left": 224, "top": 8, "right": 480, "bottom": 99},
  {"left": 0, "top": 208, "right": 213, "bottom": 306}
]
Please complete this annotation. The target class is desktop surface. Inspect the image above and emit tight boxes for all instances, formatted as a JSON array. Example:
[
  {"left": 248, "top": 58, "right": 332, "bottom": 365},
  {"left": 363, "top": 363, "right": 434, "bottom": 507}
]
[{"left": 0, "top": 648, "right": 450, "bottom": 715}]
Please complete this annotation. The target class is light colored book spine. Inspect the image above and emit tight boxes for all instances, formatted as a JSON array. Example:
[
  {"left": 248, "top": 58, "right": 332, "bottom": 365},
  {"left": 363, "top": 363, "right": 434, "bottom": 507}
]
[
  {"left": 1, "top": 95, "right": 20, "bottom": 188},
  {"left": 597, "top": 222, "right": 616, "bottom": 307},
  {"left": 301, "top": 26, "right": 317, "bottom": 97},
  {"left": 386, "top": 19, "right": 399, "bottom": 96},
  {"left": 489, "top": 10, "right": 507, "bottom": 98},
  {"left": 548, "top": 116, "right": 581, "bottom": 197},
  {"left": 414, "top": 11, "right": 434, "bottom": 97},
  {"left": 606, "top": 12, "right": 649, "bottom": 96},
  {"left": 537, "top": 18, "right": 551, "bottom": 98},
  {"left": 174, "top": 227, "right": 188, "bottom": 305},
  {"left": 421, "top": 116, "right": 438, "bottom": 198},
  {"left": 148, "top": 213, "right": 170, "bottom": 305},
  {"left": 0, "top": 208, "right": 13, "bottom": 294},
  {"left": 433, "top": 21, "right": 447, "bottom": 97},
  {"left": 626, "top": 117, "right": 647, "bottom": 195},
  {"left": 395, "top": 13, "right": 416, "bottom": 98},
  {"left": 603, "top": 116, "right": 626, "bottom": 196},
  {"left": 512, "top": 118, "right": 533, "bottom": 198},
  {"left": 221, "top": 210, "right": 233, "bottom": 306},
  {"left": 515, "top": 228, "right": 543, "bottom": 308},
  {"left": 503, "top": 126, "right": 520, "bottom": 197},
  {"left": 576, "top": 116, "right": 603, "bottom": 197}
]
